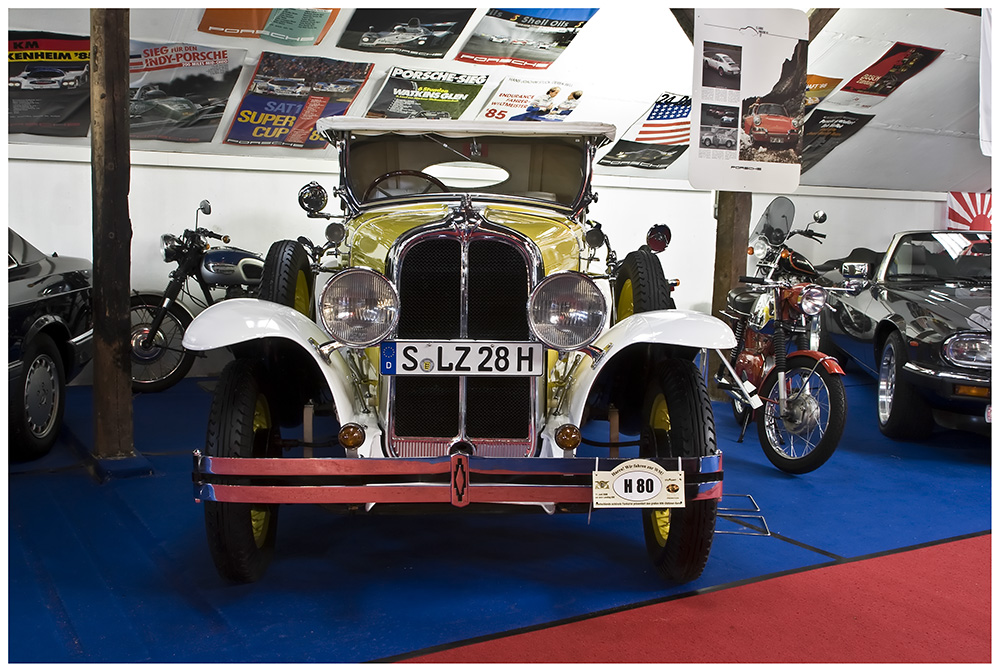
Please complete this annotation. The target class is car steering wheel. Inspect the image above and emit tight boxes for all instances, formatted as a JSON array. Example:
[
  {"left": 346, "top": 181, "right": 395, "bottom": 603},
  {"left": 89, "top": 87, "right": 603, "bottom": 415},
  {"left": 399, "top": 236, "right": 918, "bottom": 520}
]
[{"left": 363, "top": 170, "right": 448, "bottom": 201}]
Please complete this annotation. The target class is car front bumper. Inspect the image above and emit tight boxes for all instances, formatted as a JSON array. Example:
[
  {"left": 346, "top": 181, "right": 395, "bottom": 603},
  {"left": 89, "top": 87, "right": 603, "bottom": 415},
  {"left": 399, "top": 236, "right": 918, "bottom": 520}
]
[
  {"left": 902, "top": 360, "right": 990, "bottom": 431},
  {"left": 194, "top": 452, "right": 724, "bottom": 509}
]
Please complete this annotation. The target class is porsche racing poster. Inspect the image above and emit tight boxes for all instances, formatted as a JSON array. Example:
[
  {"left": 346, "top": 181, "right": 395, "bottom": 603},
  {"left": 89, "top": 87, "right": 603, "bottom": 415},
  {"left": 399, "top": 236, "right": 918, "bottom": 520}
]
[
  {"left": 197, "top": 8, "right": 340, "bottom": 46},
  {"left": 9, "top": 30, "right": 91, "bottom": 137},
  {"left": 225, "top": 52, "right": 372, "bottom": 149},
  {"left": 689, "top": 8, "right": 809, "bottom": 193},
  {"left": 337, "top": 8, "right": 475, "bottom": 59},
  {"left": 599, "top": 92, "right": 690, "bottom": 172},
  {"left": 457, "top": 8, "right": 598, "bottom": 70},
  {"left": 366, "top": 67, "right": 489, "bottom": 119},
  {"left": 475, "top": 77, "right": 584, "bottom": 121},
  {"left": 128, "top": 40, "right": 246, "bottom": 143},
  {"left": 798, "top": 109, "right": 874, "bottom": 173},
  {"left": 825, "top": 42, "right": 944, "bottom": 110},
  {"left": 804, "top": 74, "right": 842, "bottom": 113}
]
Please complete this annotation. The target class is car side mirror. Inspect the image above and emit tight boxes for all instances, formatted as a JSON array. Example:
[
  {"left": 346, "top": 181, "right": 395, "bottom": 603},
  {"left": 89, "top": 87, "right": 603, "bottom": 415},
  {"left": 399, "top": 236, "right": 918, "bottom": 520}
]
[{"left": 842, "top": 261, "right": 870, "bottom": 279}]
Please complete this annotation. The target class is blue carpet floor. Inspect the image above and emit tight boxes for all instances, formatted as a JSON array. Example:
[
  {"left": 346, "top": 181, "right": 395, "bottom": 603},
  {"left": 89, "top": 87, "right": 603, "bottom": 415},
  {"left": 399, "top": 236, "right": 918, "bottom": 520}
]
[{"left": 8, "top": 369, "right": 992, "bottom": 663}]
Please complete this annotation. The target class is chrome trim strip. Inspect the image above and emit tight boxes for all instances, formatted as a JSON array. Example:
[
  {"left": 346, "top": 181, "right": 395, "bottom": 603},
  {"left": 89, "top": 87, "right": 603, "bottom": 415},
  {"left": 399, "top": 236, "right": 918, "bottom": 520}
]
[{"left": 902, "top": 361, "right": 991, "bottom": 385}]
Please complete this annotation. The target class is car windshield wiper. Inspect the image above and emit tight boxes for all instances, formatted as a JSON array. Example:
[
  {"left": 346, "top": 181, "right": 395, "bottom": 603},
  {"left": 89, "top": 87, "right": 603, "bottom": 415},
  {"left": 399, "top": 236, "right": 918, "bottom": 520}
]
[
  {"left": 887, "top": 273, "right": 939, "bottom": 280},
  {"left": 947, "top": 275, "right": 992, "bottom": 284}
]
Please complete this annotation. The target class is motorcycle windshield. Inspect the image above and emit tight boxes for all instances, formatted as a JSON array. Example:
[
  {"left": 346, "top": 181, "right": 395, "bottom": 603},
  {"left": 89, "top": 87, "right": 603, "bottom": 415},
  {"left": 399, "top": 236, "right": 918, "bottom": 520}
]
[{"left": 750, "top": 196, "right": 795, "bottom": 246}]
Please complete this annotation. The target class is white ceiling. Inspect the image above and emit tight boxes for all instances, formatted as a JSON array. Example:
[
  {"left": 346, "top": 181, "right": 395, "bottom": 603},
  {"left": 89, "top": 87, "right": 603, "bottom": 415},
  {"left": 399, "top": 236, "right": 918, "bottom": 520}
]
[{"left": 7, "top": 6, "right": 991, "bottom": 194}]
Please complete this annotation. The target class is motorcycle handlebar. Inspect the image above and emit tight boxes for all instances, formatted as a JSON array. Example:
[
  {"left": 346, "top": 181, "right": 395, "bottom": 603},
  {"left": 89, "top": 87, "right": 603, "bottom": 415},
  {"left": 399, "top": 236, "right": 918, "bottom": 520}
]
[{"left": 739, "top": 275, "right": 768, "bottom": 285}]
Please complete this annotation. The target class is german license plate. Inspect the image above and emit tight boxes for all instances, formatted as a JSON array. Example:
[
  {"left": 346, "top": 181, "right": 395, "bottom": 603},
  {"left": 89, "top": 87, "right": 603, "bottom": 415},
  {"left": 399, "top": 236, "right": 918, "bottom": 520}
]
[
  {"left": 380, "top": 341, "right": 544, "bottom": 376},
  {"left": 769, "top": 137, "right": 784, "bottom": 143}
]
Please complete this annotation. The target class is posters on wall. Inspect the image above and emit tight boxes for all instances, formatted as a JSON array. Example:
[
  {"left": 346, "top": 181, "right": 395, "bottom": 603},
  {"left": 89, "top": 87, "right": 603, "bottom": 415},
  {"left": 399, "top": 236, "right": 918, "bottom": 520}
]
[
  {"left": 689, "top": 9, "right": 809, "bottom": 193},
  {"left": 366, "top": 67, "right": 488, "bottom": 119},
  {"left": 798, "top": 109, "right": 874, "bottom": 173},
  {"left": 225, "top": 51, "right": 372, "bottom": 149},
  {"left": 825, "top": 42, "right": 943, "bottom": 110},
  {"left": 475, "top": 77, "right": 584, "bottom": 121},
  {"left": 599, "top": 92, "right": 690, "bottom": 170},
  {"left": 804, "top": 74, "right": 842, "bottom": 113},
  {"left": 946, "top": 192, "right": 992, "bottom": 231},
  {"left": 197, "top": 8, "right": 340, "bottom": 46},
  {"left": 8, "top": 31, "right": 91, "bottom": 137},
  {"left": 456, "top": 8, "right": 598, "bottom": 70},
  {"left": 128, "top": 40, "right": 245, "bottom": 142},
  {"left": 337, "top": 9, "right": 475, "bottom": 59}
]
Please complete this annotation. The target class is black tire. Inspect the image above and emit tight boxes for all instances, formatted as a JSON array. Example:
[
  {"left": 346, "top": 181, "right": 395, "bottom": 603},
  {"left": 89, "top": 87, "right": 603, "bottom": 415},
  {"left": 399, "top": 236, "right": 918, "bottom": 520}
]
[
  {"left": 756, "top": 354, "right": 846, "bottom": 473},
  {"left": 640, "top": 358, "right": 718, "bottom": 583},
  {"left": 702, "top": 137, "right": 712, "bottom": 147},
  {"left": 877, "top": 331, "right": 933, "bottom": 439},
  {"left": 613, "top": 248, "right": 675, "bottom": 324},
  {"left": 258, "top": 240, "right": 313, "bottom": 317},
  {"left": 129, "top": 293, "right": 195, "bottom": 393},
  {"left": 204, "top": 359, "right": 281, "bottom": 583},
  {"left": 10, "top": 333, "right": 65, "bottom": 461}
]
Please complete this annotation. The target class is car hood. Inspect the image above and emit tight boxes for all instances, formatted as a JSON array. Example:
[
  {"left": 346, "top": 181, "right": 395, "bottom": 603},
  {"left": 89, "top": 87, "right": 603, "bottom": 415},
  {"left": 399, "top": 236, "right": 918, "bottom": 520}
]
[
  {"left": 755, "top": 115, "right": 795, "bottom": 132},
  {"left": 348, "top": 201, "right": 584, "bottom": 275},
  {"left": 886, "top": 281, "right": 991, "bottom": 332}
]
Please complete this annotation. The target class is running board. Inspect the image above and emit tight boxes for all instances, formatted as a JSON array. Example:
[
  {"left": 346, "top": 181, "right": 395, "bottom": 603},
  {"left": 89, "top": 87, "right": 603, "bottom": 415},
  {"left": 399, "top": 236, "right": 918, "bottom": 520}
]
[{"left": 716, "top": 493, "right": 771, "bottom": 536}]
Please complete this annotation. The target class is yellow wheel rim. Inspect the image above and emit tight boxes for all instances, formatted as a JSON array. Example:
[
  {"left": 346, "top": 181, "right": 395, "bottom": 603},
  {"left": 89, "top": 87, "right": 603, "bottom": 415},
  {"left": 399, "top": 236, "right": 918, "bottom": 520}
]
[
  {"left": 648, "top": 391, "right": 672, "bottom": 546},
  {"left": 250, "top": 393, "right": 272, "bottom": 548},
  {"left": 618, "top": 279, "right": 635, "bottom": 321},
  {"left": 293, "top": 271, "right": 310, "bottom": 316}
]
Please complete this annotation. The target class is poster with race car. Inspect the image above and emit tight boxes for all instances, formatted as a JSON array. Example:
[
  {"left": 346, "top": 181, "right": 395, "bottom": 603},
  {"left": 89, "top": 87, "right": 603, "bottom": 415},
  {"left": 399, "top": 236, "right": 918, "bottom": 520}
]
[
  {"left": 337, "top": 8, "right": 475, "bottom": 59},
  {"left": 128, "top": 40, "right": 245, "bottom": 143},
  {"left": 598, "top": 92, "right": 690, "bottom": 172},
  {"left": 8, "top": 30, "right": 91, "bottom": 137},
  {"left": 476, "top": 77, "right": 584, "bottom": 121},
  {"left": 798, "top": 109, "right": 874, "bottom": 173},
  {"left": 366, "top": 67, "right": 488, "bottom": 119},
  {"left": 805, "top": 74, "right": 842, "bottom": 113},
  {"left": 689, "top": 8, "right": 808, "bottom": 193},
  {"left": 225, "top": 52, "right": 372, "bottom": 149},
  {"left": 825, "top": 42, "right": 943, "bottom": 110},
  {"left": 197, "top": 8, "right": 341, "bottom": 46},
  {"left": 456, "top": 8, "right": 598, "bottom": 70}
]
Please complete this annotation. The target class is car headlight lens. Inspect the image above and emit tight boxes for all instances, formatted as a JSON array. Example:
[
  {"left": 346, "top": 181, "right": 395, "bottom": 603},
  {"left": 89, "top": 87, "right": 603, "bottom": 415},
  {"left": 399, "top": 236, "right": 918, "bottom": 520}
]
[
  {"left": 528, "top": 272, "right": 606, "bottom": 351},
  {"left": 943, "top": 332, "right": 991, "bottom": 369},
  {"left": 159, "top": 234, "right": 183, "bottom": 263},
  {"left": 318, "top": 268, "right": 399, "bottom": 347},
  {"left": 798, "top": 284, "right": 827, "bottom": 316}
]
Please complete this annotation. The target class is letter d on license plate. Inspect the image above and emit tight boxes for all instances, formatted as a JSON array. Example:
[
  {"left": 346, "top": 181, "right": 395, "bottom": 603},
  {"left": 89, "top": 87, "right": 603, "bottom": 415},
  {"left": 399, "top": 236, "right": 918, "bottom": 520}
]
[{"left": 381, "top": 341, "right": 544, "bottom": 376}]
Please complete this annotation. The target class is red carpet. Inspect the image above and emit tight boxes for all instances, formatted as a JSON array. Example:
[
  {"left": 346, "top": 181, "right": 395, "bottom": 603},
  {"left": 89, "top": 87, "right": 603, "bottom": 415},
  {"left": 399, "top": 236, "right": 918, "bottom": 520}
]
[{"left": 407, "top": 534, "right": 991, "bottom": 663}]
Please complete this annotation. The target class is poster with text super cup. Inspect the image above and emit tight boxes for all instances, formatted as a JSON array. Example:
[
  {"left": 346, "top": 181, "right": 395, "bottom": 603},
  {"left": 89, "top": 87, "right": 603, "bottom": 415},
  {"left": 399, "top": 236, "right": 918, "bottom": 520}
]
[
  {"left": 689, "top": 9, "right": 808, "bottom": 193},
  {"left": 128, "top": 40, "right": 245, "bottom": 143},
  {"left": 9, "top": 31, "right": 91, "bottom": 137},
  {"left": 457, "top": 8, "right": 598, "bottom": 70},
  {"left": 225, "top": 52, "right": 373, "bottom": 149},
  {"left": 476, "top": 77, "right": 584, "bottom": 121}
]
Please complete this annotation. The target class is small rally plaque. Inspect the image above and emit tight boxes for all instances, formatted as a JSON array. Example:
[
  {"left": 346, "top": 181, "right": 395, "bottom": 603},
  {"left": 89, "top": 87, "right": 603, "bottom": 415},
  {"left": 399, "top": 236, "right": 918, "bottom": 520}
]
[{"left": 592, "top": 459, "right": 685, "bottom": 508}]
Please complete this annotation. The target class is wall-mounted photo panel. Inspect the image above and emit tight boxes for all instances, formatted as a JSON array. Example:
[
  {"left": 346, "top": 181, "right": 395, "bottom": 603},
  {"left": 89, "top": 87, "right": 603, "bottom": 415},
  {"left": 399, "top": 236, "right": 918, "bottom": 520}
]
[{"left": 689, "top": 8, "right": 808, "bottom": 193}]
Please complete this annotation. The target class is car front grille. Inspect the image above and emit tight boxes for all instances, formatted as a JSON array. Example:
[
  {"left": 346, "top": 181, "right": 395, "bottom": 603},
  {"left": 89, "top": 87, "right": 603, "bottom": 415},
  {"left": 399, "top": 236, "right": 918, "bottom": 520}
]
[{"left": 388, "top": 226, "right": 541, "bottom": 458}]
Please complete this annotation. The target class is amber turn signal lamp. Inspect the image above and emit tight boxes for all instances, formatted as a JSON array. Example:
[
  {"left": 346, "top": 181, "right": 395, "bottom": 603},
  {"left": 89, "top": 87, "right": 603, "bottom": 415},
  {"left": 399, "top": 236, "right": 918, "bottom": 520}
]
[
  {"left": 338, "top": 423, "right": 366, "bottom": 449},
  {"left": 954, "top": 385, "right": 989, "bottom": 398},
  {"left": 555, "top": 424, "right": 582, "bottom": 450},
  {"left": 781, "top": 249, "right": 790, "bottom": 259},
  {"left": 747, "top": 246, "right": 754, "bottom": 256}
]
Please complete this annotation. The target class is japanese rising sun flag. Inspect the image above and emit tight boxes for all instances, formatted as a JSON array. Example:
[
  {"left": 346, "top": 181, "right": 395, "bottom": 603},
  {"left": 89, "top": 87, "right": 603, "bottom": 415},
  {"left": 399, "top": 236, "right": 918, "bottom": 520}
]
[{"left": 947, "top": 192, "right": 992, "bottom": 231}]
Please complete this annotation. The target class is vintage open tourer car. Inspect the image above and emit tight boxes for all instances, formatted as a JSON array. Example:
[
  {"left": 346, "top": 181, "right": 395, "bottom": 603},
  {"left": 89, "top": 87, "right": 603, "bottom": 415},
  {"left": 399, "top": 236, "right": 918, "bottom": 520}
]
[
  {"left": 182, "top": 118, "right": 735, "bottom": 584},
  {"left": 821, "top": 230, "right": 991, "bottom": 438}
]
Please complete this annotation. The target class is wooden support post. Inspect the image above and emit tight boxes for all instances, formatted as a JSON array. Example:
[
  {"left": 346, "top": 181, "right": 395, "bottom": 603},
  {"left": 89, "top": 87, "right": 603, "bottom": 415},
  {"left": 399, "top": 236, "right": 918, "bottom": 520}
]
[
  {"left": 90, "top": 9, "right": 135, "bottom": 459},
  {"left": 708, "top": 191, "right": 752, "bottom": 400}
]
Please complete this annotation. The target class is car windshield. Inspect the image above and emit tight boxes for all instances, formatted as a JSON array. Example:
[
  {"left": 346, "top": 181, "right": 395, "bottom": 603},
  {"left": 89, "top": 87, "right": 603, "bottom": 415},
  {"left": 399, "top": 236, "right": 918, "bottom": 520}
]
[
  {"left": 886, "top": 231, "right": 992, "bottom": 281},
  {"left": 30, "top": 70, "right": 63, "bottom": 78},
  {"left": 718, "top": 54, "right": 735, "bottom": 64},
  {"left": 757, "top": 104, "right": 786, "bottom": 116},
  {"left": 750, "top": 196, "right": 795, "bottom": 246}
]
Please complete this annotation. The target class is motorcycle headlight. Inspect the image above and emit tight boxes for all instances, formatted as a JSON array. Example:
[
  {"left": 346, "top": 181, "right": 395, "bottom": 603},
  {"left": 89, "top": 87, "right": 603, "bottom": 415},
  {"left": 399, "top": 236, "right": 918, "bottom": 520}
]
[
  {"left": 943, "top": 332, "right": 992, "bottom": 369},
  {"left": 159, "top": 234, "right": 183, "bottom": 263},
  {"left": 528, "top": 272, "right": 606, "bottom": 351},
  {"left": 318, "top": 268, "right": 399, "bottom": 347},
  {"left": 798, "top": 284, "right": 827, "bottom": 316}
]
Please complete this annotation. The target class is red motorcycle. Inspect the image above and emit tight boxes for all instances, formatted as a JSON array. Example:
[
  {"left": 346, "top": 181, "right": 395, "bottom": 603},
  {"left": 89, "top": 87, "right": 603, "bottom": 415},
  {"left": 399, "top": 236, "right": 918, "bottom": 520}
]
[{"left": 715, "top": 197, "right": 848, "bottom": 474}]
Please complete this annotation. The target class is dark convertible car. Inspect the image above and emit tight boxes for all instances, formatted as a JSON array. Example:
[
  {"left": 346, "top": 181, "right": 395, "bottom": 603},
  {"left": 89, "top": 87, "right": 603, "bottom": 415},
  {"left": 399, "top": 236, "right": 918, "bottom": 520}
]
[
  {"left": 822, "top": 230, "right": 991, "bottom": 439},
  {"left": 8, "top": 229, "right": 93, "bottom": 460}
]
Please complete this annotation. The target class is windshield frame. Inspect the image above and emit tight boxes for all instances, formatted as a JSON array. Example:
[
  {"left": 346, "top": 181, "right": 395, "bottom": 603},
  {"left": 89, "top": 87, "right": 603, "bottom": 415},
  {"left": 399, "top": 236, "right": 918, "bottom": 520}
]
[{"left": 881, "top": 230, "right": 992, "bottom": 283}]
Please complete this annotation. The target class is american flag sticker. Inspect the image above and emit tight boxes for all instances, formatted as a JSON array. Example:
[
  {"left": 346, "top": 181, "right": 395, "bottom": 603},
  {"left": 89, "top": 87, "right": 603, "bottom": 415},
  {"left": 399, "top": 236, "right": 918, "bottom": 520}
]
[{"left": 633, "top": 94, "right": 691, "bottom": 145}]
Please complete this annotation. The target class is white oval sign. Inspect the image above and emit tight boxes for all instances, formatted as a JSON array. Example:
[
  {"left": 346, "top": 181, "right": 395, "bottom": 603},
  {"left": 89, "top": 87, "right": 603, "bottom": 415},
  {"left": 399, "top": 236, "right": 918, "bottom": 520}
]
[{"left": 612, "top": 470, "right": 663, "bottom": 502}]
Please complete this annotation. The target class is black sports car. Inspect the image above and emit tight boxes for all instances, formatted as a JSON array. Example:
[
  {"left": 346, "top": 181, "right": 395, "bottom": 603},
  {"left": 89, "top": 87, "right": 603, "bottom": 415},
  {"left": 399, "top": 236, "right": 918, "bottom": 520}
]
[
  {"left": 821, "top": 230, "right": 991, "bottom": 438},
  {"left": 8, "top": 229, "right": 93, "bottom": 460}
]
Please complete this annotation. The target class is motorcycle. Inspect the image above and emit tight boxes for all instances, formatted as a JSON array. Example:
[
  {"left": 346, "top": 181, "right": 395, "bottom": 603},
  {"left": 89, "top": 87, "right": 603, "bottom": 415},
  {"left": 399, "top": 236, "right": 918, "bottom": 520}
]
[
  {"left": 130, "top": 200, "right": 264, "bottom": 392},
  {"left": 714, "top": 197, "right": 849, "bottom": 474}
]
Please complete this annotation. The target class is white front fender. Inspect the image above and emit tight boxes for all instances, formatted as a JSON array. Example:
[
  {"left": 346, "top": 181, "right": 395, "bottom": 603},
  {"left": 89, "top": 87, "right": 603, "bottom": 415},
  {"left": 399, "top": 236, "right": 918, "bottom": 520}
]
[
  {"left": 562, "top": 309, "right": 734, "bottom": 424},
  {"left": 182, "top": 299, "right": 371, "bottom": 444}
]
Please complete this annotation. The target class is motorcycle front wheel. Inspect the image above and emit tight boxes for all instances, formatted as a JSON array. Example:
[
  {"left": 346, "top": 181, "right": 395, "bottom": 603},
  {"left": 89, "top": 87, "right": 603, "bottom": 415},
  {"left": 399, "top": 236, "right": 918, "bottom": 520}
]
[
  {"left": 129, "top": 293, "right": 196, "bottom": 393},
  {"left": 756, "top": 354, "right": 846, "bottom": 474}
]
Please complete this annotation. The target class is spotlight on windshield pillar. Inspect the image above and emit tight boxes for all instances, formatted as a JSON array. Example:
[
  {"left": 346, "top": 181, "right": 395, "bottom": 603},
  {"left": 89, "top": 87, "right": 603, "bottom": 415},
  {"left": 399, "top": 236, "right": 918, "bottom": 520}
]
[
  {"left": 555, "top": 424, "right": 582, "bottom": 450},
  {"left": 645, "top": 224, "right": 672, "bottom": 253}
]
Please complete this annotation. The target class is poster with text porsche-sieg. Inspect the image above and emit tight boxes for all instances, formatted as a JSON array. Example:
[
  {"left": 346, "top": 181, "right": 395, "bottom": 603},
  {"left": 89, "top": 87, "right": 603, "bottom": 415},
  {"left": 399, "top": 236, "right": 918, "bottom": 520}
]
[{"left": 689, "top": 9, "right": 808, "bottom": 193}]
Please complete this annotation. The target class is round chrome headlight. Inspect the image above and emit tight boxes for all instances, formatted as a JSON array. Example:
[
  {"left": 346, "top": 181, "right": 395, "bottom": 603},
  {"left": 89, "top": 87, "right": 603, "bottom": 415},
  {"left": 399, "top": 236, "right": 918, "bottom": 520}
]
[
  {"left": 528, "top": 272, "right": 607, "bottom": 351},
  {"left": 798, "top": 284, "right": 827, "bottom": 316},
  {"left": 318, "top": 268, "right": 399, "bottom": 347},
  {"left": 159, "top": 233, "right": 182, "bottom": 263},
  {"left": 943, "top": 332, "right": 992, "bottom": 369}
]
